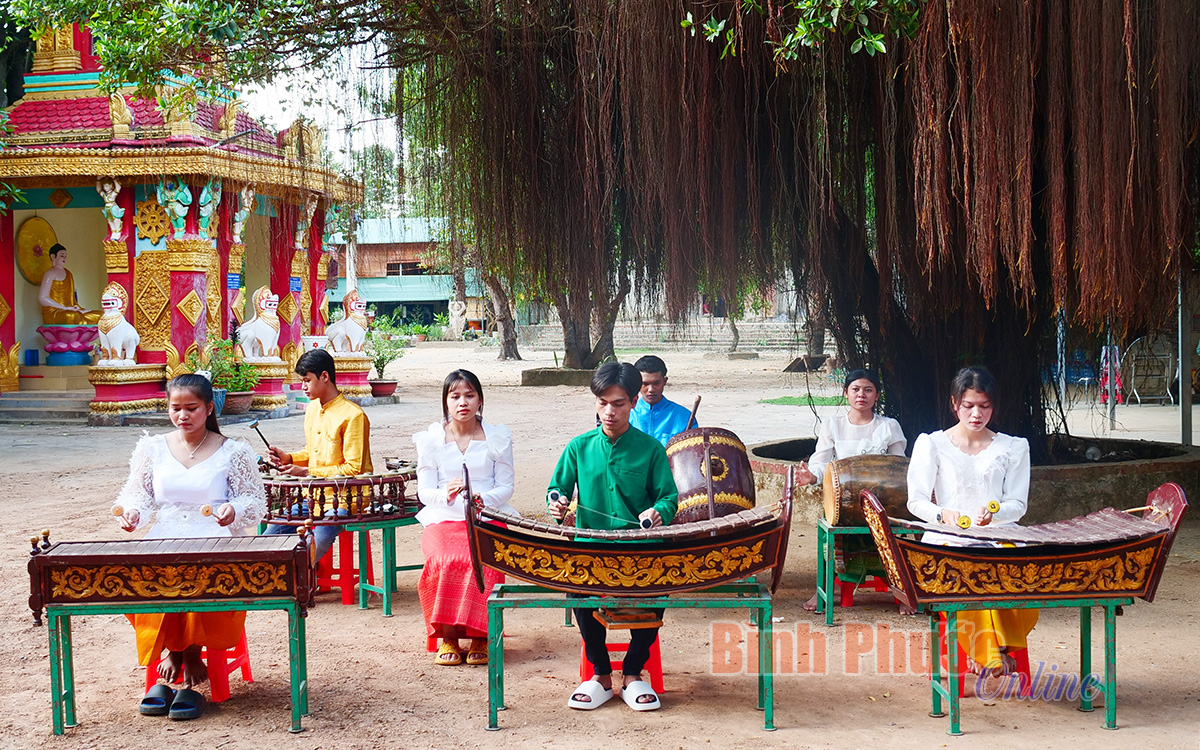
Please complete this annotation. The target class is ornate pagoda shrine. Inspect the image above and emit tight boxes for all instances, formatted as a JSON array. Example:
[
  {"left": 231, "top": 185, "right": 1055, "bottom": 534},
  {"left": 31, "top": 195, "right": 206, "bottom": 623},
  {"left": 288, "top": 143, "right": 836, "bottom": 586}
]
[{"left": 0, "top": 24, "right": 362, "bottom": 422}]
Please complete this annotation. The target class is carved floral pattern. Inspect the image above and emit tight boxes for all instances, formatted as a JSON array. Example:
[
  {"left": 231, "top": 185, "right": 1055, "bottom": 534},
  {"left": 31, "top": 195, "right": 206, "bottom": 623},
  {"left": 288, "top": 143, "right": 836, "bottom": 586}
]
[
  {"left": 49, "top": 562, "right": 290, "bottom": 601},
  {"left": 491, "top": 540, "right": 765, "bottom": 588},
  {"left": 905, "top": 547, "right": 1157, "bottom": 597}
]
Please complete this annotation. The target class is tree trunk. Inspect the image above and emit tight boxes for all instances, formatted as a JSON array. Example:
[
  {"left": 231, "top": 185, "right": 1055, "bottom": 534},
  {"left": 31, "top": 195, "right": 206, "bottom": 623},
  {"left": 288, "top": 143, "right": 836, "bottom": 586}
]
[
  {"left": 587, "top": 274, "right": 630, "bottom": 366},
  {"left": 481, "top": 271, "right": 521, "bottom": 360},
  {"left": 804, "top": 289, "right": 826, "bottom": 358},
  {"left": 727, "top": 316, "right": 740, "bottom": 352},
  {"left": 554, "top": 291, "right": 593, "bottom": 368}
]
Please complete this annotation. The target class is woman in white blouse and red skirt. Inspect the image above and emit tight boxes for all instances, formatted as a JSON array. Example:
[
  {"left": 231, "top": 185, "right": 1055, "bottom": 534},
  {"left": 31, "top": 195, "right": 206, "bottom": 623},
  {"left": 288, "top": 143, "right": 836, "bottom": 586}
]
[{"left": 413, "top": 369, "right": 517, "bottom": 667}]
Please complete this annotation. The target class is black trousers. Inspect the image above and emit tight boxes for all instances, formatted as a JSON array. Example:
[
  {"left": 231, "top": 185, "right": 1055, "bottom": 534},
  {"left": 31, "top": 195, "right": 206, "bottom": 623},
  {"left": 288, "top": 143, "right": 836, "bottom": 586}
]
[{"left": 568, "top": 594, "right": 663, "bottom": 677}]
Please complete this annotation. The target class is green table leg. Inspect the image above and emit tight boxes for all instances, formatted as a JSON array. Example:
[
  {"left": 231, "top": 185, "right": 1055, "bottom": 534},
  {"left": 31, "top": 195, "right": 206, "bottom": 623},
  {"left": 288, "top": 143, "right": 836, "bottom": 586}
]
[
  {"left": 357, "top": 529, "right": 371, "bottom": 610},
  {"left": 929, "top": 614, "right": 945, "bottom": 718},
  {"left": 382, "top": 526, "right": 397, "bottom": 617},
  {"left": 1103, "top": 604, "right": 1118, "bottom": 730},
  {"left": 487, "top": 601, "right": 504, "bottom": 730},
  {"left": 1079, "top": 606, "right": 1094, "bottom": 712},
  {"left": 298, "top": 611, "right": 309, "bottom": 715},
  {"left": 48, "top": 614, "right": 65, "bottom": 735},
  {"left": 288, "top": 604, "right": 305, "bottom": 733},
  {"left": 61, "top": 617, "right": 77, "bottom": 728},
  {"left": 815, "top": 522, "right": 827, "bottom": 616},
  {"left": 760, "top": 599, "right": 775, "bottom": 730},
  {"left": 945, "top": 611, "right": 962, "bottom": 736}
]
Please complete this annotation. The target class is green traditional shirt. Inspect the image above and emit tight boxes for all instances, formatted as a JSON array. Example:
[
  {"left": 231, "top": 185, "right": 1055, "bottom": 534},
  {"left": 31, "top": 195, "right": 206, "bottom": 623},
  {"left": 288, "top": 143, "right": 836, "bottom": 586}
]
[{"left": 548, "top": 426, "right": 678, "bottom": 530}]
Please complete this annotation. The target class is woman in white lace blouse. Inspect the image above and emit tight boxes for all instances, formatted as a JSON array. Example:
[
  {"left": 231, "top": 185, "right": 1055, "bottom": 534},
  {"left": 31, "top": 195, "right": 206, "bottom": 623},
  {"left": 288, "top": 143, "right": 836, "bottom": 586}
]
[
  {"left": 906, "top": 366, "right": 1036, "bottom": 685},
  {"left": 796, "top": 369, "right": 908, "bottom": 612},
  {"left": 113, "top": 374, "right": 267, "bottom": 717},
  {"left": 413, "top": 369, "right": 516, "bottom": 667}
]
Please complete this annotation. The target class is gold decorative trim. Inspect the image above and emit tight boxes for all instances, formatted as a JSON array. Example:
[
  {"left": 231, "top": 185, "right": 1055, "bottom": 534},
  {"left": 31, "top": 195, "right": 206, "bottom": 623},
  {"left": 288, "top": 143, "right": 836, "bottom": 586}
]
[
  {"left": 103, "top": 239, "right": 128, "bottom": 273},
  {"left": 167, "top": 238, "right": 216, "bottom": 272},
  {"left": 0, "top": 147, "right": 362, "bottom": 203},
  {"left": 245, "top": 361, "right": 290, "bottom": 380},
  {"left": 0, "top": 293, "right": 10, "bottom": 327},
  {"left": 133, "top": 251, "right": 170, "bottom": 350},
  {"left": 164, "top": 343, "right": 188, "bottom": 380},
  {"left": 331, "top": 353, "right": 373, "bottom": 373},
  {"left": 228, "top": 243, "right": 246, "bottom": 274},
  {"left": 864, "top": 503, "right": 903, "bottom": 590},
  {"left": 48, "top": 562, "right": 290, "bottom": 600},
  {"left": 206, "top": 249, "right": 222, "bottom": 339},
  {"left": 250, "top": 394, "right": 288, "bottom": 410},
  {"left": 492, "top": 539, "right": 766, "bottom": 588},
  {"left": 88, "top": 397, "right": 166, "bottom": 415},
  {"left": 176, "top": 290, "right": 204, "bottom": 327},
  {"left": 666, "top": 434, "right": 747, "bottom": 455},
  {"left": 700, "top": 454, "right": 730, "bottom": 482},
  {"left": 282, "top": 342, "right": 300, "bottom": 383},
  {"left": 338, "top": 384, "right": 372, "bottom": 399},
  {"left": 88, "top": 363, "right": 167, "bottom": 385},
  {"left": 904, "top": 547, "right": 1157, "bottom": 597},
  {"left": 135, "top": 198, "right": 170, "bottom": 246},
  {"left": 0, "top": 342, "right": 20, "bottom": 392},
  {"left": 676, "top": 492, "right": 754, "bottom": 514},
  {"left": 48, "top": 188, "right": 73, "bottom": 208},
  {"left": 231, "top": 288, "right": 246, "bottom": 324},
  {"left": 277, "top": 292, "right": 298, "bottom": 325}
]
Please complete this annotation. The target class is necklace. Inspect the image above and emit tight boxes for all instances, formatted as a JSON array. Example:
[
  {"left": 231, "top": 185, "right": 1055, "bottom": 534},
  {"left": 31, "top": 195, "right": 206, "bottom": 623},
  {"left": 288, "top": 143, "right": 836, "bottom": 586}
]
[{"left": 183, "top": 430, "right": 209, "bottom": 460}]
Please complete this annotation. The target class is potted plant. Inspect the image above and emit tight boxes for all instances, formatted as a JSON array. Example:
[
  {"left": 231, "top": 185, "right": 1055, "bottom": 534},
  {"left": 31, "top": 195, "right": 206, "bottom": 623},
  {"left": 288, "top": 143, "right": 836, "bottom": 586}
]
[
  {"left": 185, "top": 338, "right": 261, "bottom": 415},
  {"left": 366, "top": 322, "right": 406, "bottom": 397},
  {"left": 412, "top": 323, "right": 430, "bottom": 342}
]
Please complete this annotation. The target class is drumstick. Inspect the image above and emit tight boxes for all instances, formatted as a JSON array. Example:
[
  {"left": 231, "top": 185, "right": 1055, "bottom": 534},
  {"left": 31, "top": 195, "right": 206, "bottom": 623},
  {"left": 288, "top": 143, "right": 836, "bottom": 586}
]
[
  {"left": 987, "top": 501, "right": 1000, "bottom": 514},
  {"left": 248, "top": 419, "right": 272, "bottom": 449},
  {"left": 686, "top": 396, "right": 701, "bottom": 430}
]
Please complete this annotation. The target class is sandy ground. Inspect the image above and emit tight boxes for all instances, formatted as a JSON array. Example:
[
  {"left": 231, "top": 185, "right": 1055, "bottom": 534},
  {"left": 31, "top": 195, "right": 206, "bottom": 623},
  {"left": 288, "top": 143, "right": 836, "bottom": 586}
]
[{"left": 2, "top": 343, "right": 1198, "bottom": 749}]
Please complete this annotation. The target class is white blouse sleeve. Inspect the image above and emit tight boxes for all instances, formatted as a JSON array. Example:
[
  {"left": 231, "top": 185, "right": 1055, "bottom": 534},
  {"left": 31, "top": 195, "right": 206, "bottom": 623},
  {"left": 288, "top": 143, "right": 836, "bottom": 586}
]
[
  {"left": 808, "top": 418, "right": 838, "bottom": 486},
  {"left": 885, "top": 419, "right": 907, "bottom": 456},
  {"left": 480, "top": 424, "right": 515, "bottom": 508},
  {"left": 113, "top": 435, "right": 159, "bottom": 529},
  {"left": 992, "top": 436, "right": 1031, "bottom": 525},
  {"left": 413, "top": 426, "right": 449, "bottom": 506},
  {"left": 906, "top": 433, "right": 941, "bottom": 523},
  {"left": 224, "top": 441, "right": 268, "bottom": 531}
]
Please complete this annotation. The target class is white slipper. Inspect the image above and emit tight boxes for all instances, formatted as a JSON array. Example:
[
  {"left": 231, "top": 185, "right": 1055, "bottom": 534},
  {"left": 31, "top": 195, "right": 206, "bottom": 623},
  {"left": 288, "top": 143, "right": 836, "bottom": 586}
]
[
  {"left": 567, "top": 679, "right": 614, "bottom": 710},
  {"left": 620, "top": 679, "right": 661, "bottom": 711}
]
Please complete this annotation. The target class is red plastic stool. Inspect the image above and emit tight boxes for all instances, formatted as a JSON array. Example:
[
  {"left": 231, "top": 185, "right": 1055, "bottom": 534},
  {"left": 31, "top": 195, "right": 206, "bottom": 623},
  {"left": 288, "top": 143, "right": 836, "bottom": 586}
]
[
  {"left": 836, "top": 575, "right": 892, "bottom": 608},
  {"left": 315, "top": 529, "right": 374, "bottom": 605},
  {"left": 579, "top": 636, "right": 665, "bottom": 694},
  {"left": 145, "top": 630, "right": 253, "bottom": 703},
  {"left": 934, "top": 614, "right": 1031, "bottom": 698}
]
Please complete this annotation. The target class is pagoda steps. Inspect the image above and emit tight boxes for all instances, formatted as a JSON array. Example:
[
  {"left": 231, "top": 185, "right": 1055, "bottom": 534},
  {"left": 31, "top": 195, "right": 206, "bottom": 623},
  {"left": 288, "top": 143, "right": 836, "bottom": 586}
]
[{"left": 0, "top": 390, "right": 92, "bottom": 425}]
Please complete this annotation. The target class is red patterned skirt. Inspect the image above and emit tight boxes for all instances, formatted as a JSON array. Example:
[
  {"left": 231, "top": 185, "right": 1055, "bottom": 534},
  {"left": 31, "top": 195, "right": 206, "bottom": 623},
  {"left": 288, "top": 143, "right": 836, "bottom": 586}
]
[{"left": 419, "top": 520, "right": 504, "bottom": 649}]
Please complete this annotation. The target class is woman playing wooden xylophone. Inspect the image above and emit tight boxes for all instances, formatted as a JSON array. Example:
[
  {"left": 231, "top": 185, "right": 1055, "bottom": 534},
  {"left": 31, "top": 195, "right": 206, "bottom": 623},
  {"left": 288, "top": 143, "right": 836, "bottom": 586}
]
[
  {"left": 906, "top": 365, "right": 1037, "bottom": 693},
  {"left": 112, "top": 373, "right": 267, "bottom": 720}
]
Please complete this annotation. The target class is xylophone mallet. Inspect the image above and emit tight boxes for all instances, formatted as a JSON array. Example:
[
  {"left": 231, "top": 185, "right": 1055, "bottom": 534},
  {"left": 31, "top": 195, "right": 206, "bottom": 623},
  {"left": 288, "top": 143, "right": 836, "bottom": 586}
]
[
  {"left": 113, "top": 504, "right": 212, "bottom": 517},
  {"left": 248, "top": 419, "right": 272, "bottom": 449}
]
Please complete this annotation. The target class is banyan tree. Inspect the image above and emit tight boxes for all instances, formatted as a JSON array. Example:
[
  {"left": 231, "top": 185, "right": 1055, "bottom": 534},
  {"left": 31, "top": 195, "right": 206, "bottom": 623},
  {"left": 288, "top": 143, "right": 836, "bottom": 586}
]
[{"left": 12, "top": 0, "right": 1200, "bottom": 451}]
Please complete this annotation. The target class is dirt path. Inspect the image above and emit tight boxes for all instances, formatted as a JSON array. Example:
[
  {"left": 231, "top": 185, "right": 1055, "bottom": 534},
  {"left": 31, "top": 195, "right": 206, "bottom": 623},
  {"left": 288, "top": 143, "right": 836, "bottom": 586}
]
[{"left": 1, "top": 344, "right": 1196, "bottom": 748}]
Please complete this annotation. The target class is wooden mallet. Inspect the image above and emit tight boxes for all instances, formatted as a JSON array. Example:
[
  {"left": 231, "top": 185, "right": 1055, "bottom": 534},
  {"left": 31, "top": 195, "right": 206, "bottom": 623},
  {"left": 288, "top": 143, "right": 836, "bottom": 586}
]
[
  {"left": 113, "top": 504, "right": 212, "bottom": 517},
  {"left": 248, "top": 419, "right": 271, "bottom": 449}
]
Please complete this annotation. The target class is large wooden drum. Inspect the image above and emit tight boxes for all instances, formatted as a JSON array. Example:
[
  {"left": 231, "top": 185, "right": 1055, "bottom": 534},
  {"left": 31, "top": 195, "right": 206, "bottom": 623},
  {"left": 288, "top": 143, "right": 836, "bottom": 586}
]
[
  {"left": 666, "top": 427, "right": 756, "bottom": 523},
  {"left": 822, "top": 454, "right": 912, "bottom": 526}
]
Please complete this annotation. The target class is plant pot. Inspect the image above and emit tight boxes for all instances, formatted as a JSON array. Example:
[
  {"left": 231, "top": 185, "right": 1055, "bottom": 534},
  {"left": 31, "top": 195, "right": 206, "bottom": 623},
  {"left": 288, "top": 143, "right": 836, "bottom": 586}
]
[
  {"left": 211, "top": 388, "right": 227, "bottom": 416},
  {"left": 222, "top": 390, "right": 255, "bottom": 415},
  {"left": 369, "top": 380, "right": 399, "bottom": 397},
  {"left": 414, "top": 334, "right": 428, "bottom": 342}
]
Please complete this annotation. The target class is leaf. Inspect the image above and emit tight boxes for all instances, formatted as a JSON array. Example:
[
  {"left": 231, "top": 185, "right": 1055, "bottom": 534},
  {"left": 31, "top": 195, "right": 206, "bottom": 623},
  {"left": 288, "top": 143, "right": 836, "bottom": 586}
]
[{"left": 851, "top": 38, "right": 864, "bottom": 53}]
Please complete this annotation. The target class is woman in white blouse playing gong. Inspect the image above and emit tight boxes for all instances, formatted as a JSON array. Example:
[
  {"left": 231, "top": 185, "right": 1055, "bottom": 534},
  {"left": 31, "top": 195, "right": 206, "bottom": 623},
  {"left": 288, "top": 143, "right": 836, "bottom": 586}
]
[
  {"left": 906, "top": 366, "right": 1036, "bottom": 686},
  {"left": 413, "top": 369, "right": 517, "bottom": 667},
  {"left": 796, "top": 368, "right": 908, "bottom": 612}
]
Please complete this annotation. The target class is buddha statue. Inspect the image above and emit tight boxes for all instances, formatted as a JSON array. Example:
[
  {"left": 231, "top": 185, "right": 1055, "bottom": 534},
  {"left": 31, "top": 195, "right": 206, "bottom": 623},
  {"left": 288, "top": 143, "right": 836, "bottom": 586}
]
[{"left": 39, "top": 244, "right": 100, "bottom": 325}]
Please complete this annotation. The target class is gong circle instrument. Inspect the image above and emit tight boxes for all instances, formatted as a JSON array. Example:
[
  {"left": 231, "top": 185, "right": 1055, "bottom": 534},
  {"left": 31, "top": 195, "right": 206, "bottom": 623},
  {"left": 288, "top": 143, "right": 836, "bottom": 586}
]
[
  {"left": 262, "top": 472, "right": 418, "bottom": 526},
  {"left": 822, "top": 454, "right": 915, "bottom": 527},
  {"left": 666, "top": 427, "right": 756, "bottom": 524}
]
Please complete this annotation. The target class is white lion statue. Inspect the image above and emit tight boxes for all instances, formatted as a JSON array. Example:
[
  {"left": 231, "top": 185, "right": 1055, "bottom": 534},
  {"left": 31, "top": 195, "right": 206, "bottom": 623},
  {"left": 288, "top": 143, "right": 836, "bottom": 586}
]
[
  {"left": 97, "top": 282, "right": 139, "bottom": 365},
  {"left": 236, "top": 285, "right": 281, "bottom": 360},
  {"left": 325, "top": 289, "right": 369, "bottom": 353}
]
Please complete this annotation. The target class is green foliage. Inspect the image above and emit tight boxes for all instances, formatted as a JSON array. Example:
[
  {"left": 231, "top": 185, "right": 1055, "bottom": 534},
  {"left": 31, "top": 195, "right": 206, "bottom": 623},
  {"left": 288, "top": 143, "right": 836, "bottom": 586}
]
[
  {"left": 185, "top": 338, "right": 261, "bottom": 392},
  {"left": 0, "top": 110, "right": 25, "bottom": 213},
  {"left": 365, "top": 315, "right": 406, "bottom": 379},
  {"left": 759, "top": 394, "right": 846, "bottom": 407},
  {"left": 684, "top": 0, "right": 921, "bottom": 63}
]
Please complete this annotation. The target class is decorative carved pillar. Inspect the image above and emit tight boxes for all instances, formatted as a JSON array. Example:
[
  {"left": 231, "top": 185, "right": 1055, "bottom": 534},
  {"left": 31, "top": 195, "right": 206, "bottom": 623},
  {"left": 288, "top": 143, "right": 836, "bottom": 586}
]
[
  {"left": 0, "top": 211, "right": 19, "bottom": 392},
  {"left": 158, "top": 176, "right": 213, "bottom": 377},
  {"left": 228, "top": 184, "right": 255, "bottom": 329},
  {"left": 310, "top": 201, "right": 328, "bottom": 336},
  {"left": 270, "top": 202, "right": 301, "bottom": 380}
]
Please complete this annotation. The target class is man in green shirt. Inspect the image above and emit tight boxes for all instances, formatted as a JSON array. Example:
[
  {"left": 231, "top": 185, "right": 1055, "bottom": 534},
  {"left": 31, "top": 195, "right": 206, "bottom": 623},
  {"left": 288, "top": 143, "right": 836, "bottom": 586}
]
[{"left": 548, "top": 362, "right": 677, "bottom": 712}]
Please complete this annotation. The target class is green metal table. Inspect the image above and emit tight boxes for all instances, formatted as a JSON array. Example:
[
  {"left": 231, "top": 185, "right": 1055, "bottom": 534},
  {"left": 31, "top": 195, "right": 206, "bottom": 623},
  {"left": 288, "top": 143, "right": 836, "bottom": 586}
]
[
  {"left": 486, "top": 582, "right": 776, "bottom": 731},
  {"left": 929, "top": 597, "right": 1133, "bottom": 735},
  {"left": 815, "top": 519, "right": 923, "bottom": 625},
  {"left": 344, "top": 516, "right": 423, "bottom": 616},
  {"left": 44, "top": 597, "right": 309, "bottom": 735}
]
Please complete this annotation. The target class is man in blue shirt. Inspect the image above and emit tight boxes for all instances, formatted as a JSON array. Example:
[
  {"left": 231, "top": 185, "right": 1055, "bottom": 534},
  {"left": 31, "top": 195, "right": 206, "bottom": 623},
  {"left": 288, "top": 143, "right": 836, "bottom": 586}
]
[{"left": 629, "top": 355, "right": 694, "bottom": 445}]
